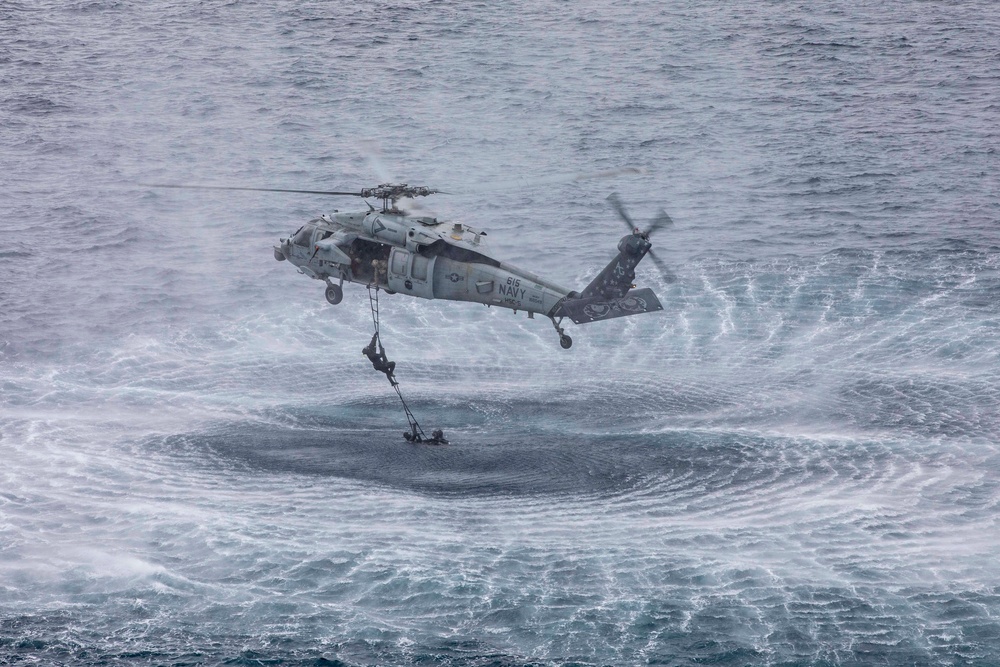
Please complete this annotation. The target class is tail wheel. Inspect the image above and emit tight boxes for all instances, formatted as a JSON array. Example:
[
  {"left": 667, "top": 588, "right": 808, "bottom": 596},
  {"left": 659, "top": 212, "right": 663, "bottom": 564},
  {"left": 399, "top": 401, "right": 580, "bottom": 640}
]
[
  {"left": 559, "top": 334, "right": 573, "bottom": 349},
  {"left": 325, "top": 284, "right": 343, "bottom": 305}
]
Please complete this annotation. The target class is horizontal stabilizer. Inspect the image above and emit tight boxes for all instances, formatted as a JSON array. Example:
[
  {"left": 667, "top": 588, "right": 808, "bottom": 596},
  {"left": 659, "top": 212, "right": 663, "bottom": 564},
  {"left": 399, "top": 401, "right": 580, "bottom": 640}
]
[{"left": 556, "top": 287, "right": 663, "bottom": 325}]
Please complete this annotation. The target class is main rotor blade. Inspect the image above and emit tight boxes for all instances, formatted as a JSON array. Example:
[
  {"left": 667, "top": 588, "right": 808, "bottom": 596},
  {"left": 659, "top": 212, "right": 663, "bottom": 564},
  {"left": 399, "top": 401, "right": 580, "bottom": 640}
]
[
  {"left": 452, "top": 166, "right": 642, "bottom": 195},
  {"left": 646, "top": 248, "right": 678, "bottom": 284},
  {"left": 140, "top": 183, "right": 363, "bottom": 197},
  {"left": 606, "top": 192, "right": 636, "bottom": 233},
  {"left": 645, "top": 209, "right": 674, "bottom": 237}
]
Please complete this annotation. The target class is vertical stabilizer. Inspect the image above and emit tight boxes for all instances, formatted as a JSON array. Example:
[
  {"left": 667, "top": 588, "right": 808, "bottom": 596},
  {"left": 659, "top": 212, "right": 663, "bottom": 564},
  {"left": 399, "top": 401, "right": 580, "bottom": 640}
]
[{"left": 581, "top": 233, "right": 651, "bottom": 299}]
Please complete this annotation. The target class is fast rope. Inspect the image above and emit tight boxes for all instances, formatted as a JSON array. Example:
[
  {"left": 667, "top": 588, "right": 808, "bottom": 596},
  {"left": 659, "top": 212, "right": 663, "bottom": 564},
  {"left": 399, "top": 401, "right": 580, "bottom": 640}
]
[{"left": 366, "top": 285, "right": 446, "bottom": 444}]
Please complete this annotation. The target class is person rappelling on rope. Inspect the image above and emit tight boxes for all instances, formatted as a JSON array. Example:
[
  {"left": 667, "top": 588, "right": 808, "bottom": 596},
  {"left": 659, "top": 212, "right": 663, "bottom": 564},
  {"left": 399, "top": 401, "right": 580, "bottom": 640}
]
[
  {"left": 366, "top": 285, "right": 447, "bottom": 444},
  {"left": 362, "top": 332, "right": 397, "bottom": 386}
]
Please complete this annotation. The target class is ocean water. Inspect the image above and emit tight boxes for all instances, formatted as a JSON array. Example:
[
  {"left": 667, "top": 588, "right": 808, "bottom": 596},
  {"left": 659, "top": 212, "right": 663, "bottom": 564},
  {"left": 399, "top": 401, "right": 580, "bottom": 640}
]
[{"left": 2, "top": 1, "right": 999, "bottom": 665}]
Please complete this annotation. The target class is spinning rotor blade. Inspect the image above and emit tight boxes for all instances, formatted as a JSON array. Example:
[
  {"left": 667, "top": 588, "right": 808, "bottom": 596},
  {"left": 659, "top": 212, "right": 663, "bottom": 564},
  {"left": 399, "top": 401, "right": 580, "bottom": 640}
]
[
  {"left": 645, "top": 209, "right": 674, "bottom": 236},
  {"left": 609, "top": 194, "right": 674, "bottom": 238},
  {"left": 646, "top": 248, "right": 678, "bottom": 284},
  {"left": 606, "top": 192, "right": 636, "bottom": 233},
  {"left": 141, "top": 183, "right": 362, "bottom": 197},
  {"left": 608, "top": 192, "right": 678, "bottom": 283}
]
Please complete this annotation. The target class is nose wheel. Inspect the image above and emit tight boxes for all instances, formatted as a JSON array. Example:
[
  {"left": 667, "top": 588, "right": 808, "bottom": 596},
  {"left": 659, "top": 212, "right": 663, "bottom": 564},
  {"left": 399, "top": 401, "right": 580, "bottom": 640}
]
[{"left": 550, "top": 316, "right": 572, "bottom": 349}]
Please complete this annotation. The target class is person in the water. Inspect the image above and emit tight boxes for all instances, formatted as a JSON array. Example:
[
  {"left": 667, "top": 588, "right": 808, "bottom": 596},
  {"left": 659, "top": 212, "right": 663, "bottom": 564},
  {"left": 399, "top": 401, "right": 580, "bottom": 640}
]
[{"left": 403, "top": 427, "right": 448, "bottom": 444}]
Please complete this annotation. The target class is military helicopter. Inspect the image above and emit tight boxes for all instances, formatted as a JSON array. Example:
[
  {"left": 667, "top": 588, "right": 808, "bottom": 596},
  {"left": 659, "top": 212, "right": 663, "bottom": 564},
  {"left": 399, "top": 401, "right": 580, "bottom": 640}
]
[{"left": 149, "top": 177, "right": 675, "bottom": 348}]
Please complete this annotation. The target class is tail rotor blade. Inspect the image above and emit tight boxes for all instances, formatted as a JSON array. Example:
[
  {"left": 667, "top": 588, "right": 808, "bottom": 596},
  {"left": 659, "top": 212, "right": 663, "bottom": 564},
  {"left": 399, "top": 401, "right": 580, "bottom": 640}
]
[
  {"left": 609, "top": 193, "right": 678, "bottom": 282},
  {"left": 645, "top": 209, "right": 674, "bottom": 237},
  {"left": 606, "top": 192, "right": 636, "bottom": 233},
  {"left": 646, "top": 248, "right": 678, "bottom": 284}
]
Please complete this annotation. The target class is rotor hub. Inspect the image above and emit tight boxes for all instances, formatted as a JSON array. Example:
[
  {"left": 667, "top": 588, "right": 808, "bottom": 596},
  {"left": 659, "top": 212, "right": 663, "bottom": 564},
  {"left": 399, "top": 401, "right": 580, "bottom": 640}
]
[{"left": 359, "top": 183, "right": 438, "bottom": 205}]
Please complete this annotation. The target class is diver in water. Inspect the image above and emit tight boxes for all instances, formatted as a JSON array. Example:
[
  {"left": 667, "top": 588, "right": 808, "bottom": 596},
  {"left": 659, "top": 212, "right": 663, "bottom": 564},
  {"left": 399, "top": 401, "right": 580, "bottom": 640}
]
[
  {"left": 403, "top": 427, "right": 447, "bottom": 445},
  {"left": 362, "top": 333, "right": 397, "bottom": 385}
]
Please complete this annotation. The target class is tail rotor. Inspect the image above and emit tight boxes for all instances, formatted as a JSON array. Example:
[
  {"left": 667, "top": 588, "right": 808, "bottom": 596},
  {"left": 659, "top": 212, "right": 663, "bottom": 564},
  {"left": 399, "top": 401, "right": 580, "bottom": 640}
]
[{"left": 606, "top": 192, "right": 677, "bottom": 284}]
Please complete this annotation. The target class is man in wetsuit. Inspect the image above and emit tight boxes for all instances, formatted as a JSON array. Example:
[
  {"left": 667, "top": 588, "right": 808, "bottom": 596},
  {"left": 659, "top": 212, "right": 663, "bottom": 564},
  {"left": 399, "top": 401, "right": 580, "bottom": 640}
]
[
  {"left": 403, "top": 426, "right": 447, "bottom": 445},
  {"left": 362, "top": 333, "right": 397, "bottom": 385}
]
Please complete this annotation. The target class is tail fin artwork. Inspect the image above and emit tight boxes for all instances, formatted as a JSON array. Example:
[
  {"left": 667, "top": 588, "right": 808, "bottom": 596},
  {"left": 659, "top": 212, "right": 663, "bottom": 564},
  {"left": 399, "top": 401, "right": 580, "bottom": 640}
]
[
  {"left": 553, "top": 193, "right": 674, "bottom": 325},
  {"left": 556, "top": 288, "right": 663, "bottom": 324},
  {"left": 554, "top": 233, "right": 664, "bottom": 324}
]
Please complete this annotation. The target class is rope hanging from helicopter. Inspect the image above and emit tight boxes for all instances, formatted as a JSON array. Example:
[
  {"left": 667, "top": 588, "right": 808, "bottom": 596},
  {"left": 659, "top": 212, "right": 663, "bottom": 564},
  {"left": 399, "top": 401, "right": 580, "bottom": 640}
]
[{"left": 365, "top": 285, "right": 446, "bottom": 444}]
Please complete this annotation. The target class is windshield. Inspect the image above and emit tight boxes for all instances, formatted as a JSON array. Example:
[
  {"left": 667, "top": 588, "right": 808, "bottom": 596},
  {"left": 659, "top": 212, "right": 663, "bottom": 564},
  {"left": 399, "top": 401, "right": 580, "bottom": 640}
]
[{"left": 292, "top": 226, "right": 314, "bottom": 247}]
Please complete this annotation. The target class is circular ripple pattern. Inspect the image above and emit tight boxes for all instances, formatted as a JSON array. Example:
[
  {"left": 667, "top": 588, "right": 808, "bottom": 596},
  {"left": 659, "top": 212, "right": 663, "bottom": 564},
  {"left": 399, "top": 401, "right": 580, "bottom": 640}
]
[{"left": 2, "top": 1, "right": 1000, "bottom": 665}]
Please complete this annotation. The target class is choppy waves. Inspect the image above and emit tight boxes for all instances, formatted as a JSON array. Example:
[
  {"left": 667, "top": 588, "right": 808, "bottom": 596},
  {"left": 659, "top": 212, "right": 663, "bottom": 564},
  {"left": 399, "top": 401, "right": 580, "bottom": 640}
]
[
  {"left": 3, "top": 247, "right": 999, "bottom": 664},
  {"left": 2, "top": 404, "right": 999, "bottom": 664}
]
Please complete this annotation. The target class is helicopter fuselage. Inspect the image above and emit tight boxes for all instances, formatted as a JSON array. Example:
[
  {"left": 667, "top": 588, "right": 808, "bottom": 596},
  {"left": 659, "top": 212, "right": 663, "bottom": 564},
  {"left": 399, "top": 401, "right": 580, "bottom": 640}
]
[
  {"left": 145, "top": 179, "right": 664, "bottom": 348},
  {"left": 274, "top": 209, "right": 572, "bottom": 318}
]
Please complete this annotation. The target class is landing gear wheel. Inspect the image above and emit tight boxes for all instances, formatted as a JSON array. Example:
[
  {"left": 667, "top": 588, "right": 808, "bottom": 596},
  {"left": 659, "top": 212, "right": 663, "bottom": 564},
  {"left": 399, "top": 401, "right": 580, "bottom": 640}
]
[
  {"left": 559, "top": 334, "right": 573, "bottom": 349},
  {"left": 325, "top": 284, "right": 343, "bottom": 305}
]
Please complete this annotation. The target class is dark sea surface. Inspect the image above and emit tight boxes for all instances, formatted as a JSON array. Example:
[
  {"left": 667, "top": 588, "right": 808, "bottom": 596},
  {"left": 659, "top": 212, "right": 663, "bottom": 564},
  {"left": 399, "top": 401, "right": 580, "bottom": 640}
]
[{"left": 2, "top": 1, "right": 999, "bottom": 665}]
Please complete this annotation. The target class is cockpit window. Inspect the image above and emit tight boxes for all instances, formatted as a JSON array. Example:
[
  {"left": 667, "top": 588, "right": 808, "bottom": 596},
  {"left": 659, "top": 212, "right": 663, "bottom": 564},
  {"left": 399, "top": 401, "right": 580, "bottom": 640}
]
[{"left": 292, "top": 226, "right": 314, "bottom": 247}]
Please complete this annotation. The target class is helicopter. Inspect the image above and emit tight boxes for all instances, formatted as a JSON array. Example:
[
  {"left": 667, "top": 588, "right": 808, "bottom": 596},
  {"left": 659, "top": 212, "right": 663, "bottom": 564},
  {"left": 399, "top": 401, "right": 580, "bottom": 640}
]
[{"left": 149, "top": 178, "right": 675, "bottom": 348}]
